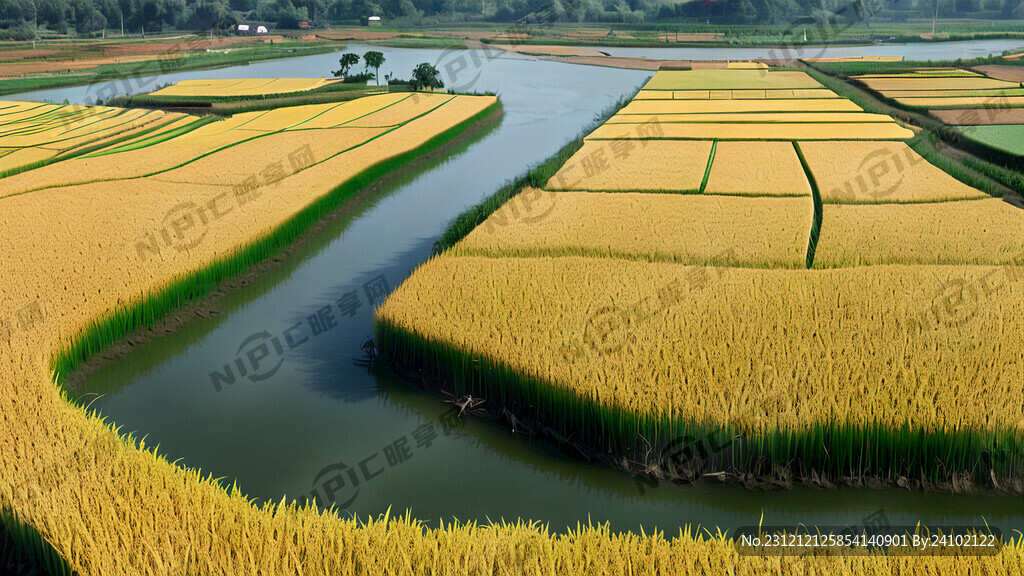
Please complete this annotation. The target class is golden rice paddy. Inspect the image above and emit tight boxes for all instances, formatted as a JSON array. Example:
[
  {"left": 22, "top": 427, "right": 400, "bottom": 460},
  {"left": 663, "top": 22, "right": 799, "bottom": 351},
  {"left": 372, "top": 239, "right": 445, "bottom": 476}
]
[
  {"left": 703, "top": 141, "right": 811, "bottom": 196},
  {"left": 149, "top": 77, "right": 345, "bottom": 97},
  {"left": 815, "top": 198, "right": 1024, "bottom": 267},
  {"left": 547, "top": 139, "right": 713, "bottom": 192},
  {"left": 603, "top": 112, "right": 896, "bottom": 124},
  {"left": 0, "top": 101, "right": 187, "bottom": 173},
  {"left": 799, "top": 141, "right": 992, "bottom": 203},
  {"left": 858, "top": 76, "right": 1019, "bottom": 92},
  {"left": 452, "top": 191, "right": 813, "bottom": 268},
  {"left": 618, "top": 98, "right": 863, "bottom": 114},
  {"left": 377, "top": 256, "right": 1024, "bottom": 433},
  {"left": 634, "top": 89, "right": 841, "bottom": 100},
  {"left": 642, "top": 70, "right": 824, "bottom": 90},
  {"left": 378, "top": 69, "right": 1023, "bottom": 517},
  {"left": 586, "top": 122, "right": 914, "bottom": 140}
]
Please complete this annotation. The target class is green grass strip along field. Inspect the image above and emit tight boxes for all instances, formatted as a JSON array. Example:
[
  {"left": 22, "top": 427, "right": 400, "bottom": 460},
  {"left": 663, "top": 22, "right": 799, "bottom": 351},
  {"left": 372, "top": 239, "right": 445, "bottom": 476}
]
[
  {"left": 793, "top": 141, "right": 823, "bottom": 269},
  {"left": 698, "top": 140, "right": 716, "bottom": 193}
]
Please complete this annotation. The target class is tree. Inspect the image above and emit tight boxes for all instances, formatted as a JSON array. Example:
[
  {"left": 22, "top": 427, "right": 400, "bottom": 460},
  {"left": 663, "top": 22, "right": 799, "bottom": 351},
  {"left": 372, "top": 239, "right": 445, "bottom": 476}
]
[
  {"left": 333, "top": 52, "right": 360, "bottom": 77},
  {"left": 411, "top": 62, "right": 444, "bottom": 91},
  {"left": 363, "top": 50, "right": 385, "bottom": 82}
]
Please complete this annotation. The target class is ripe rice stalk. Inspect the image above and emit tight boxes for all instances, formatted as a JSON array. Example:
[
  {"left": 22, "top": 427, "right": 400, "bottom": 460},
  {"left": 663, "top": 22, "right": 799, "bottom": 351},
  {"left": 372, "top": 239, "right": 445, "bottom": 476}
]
[
  {"left": 702, "top": 141, "right": 812, "bottom": 197},
  {"left": 546, "top": 140, "right": 713, "bottom": 192},
  {"left": 586, "top": 122, "right": 914, "bottom": 140},
  {"left": 451, "top": 191, "right": 813, "bottom": 268},
  {"left": 814, "top": 198, "right": 1024, "bottom": 267},
  {"left": 799, "top": 141, "right": 992, "bottom": 203},
  {"left": 618, "top": 99, "right": 863, "bottom": 114},
  {"left": 376, "top": 255, "right": 1024, "bottom": 483}
]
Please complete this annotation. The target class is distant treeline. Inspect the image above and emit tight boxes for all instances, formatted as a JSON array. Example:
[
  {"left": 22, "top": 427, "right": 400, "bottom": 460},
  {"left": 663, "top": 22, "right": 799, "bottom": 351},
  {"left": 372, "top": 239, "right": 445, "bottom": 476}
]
[{"left": 3, "top": 0, "right": 1024, "bottom": 40}]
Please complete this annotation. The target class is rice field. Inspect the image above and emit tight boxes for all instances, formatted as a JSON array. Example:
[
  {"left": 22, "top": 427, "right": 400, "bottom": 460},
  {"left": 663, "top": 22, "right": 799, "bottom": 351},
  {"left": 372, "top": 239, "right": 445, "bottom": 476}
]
[
  {"left": 149, "top": 77, "right": 345, "bottom": 97},
  {"left": 586, "top": 122, "right": 914, "bottom": 140},
  {"left": 642, "top": 70, "right": 824, "bottom": 90},
  {"left": 882, "top": 88, "right": 1024, "bottom": 98},
  {"left": 815, "top": 198, "right": 1024, "bottom": 266},
  {"left": 452, "top": 191, "right": 813, "bottom": 268},
  {"left": 798, "top": 141, "right": 991, "bottom": 203},
  {"left": 6, "top": 62, "right": 1023, "bottom": 574},
  {"left": 857, "top": 76, "right": 1019, "bottom": 92},
  {"left": 547, "top": 139, "right": 713, "bottom": 192},
  {"left": 895, "top": 96, "right": 1024, "bottom": 108},
  {"left": 377, "top": 256, "right": 1024, "bottom": 435},
  {"left": 618, "top": 99, "right": 863, "bottom": 114},
  {"left": 0, "top": 101, "right": 190, "bottom": 174},
  {"left": 703, "top": 142, "right": 811, "bottom": 196},
  {"left": 604, "top": 112, "right": 894, "bottom": 124},
  {"left": 0, "top": 94, "right": 449, "bottom": 198}
]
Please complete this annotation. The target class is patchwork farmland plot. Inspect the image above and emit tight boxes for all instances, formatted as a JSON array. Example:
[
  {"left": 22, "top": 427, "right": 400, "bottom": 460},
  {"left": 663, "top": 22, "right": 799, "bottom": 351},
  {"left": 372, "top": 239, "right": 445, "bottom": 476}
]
[{"left": 377, "top": 67, "right": 1024, "bottom": 495}]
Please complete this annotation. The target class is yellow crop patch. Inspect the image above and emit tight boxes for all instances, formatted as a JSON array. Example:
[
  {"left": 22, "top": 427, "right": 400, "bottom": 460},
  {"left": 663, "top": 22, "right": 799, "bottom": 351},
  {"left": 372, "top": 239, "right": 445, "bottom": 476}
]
[
  {"left": 816, "top": 198, "right": 1024, "bottom": 267},
  {"left": 860, "top": 76, "right": 1019, "bottom": 92},
  {"left": 378, "top": 256, "right": 1024, "bottom": 433},
  {"left": 603, "top": 112, "right": 897, "bottom": 124},
  {"left": 642, "top": 69, "right": 824, "bottom": 91},
  {"left": 703, "top": 141, "right": 811, "bottom": 197},
  {"left": 894, "top": 96, "right": 1024, "bottom": 107},
  {"left": 618, "top": 98, "right": 862, "bottom": 114},
  {"left": 546, "top": 140, "right": 712, "bottom": 192},
  {"left": 149, "top": 77, "right": 345, "bottom": 97},
  {"left": 586, "top": 122, "right": 914, "bottom": 140},
  {"left": 454, "top": 191, "right": 812, "bottom": 267},
  {"left": 799, "top": 141, "right": 991, "bottom": 203}
]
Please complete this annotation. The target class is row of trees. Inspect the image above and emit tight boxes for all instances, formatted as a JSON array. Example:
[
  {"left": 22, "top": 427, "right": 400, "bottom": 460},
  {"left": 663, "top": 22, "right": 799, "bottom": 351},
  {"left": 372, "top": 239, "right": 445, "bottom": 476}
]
[
  {"left": 4, "top": 0, "right": 1024, "bottom": 38},
  {"left": 331, "top": 52, "right": 444, "bottom": 90}
]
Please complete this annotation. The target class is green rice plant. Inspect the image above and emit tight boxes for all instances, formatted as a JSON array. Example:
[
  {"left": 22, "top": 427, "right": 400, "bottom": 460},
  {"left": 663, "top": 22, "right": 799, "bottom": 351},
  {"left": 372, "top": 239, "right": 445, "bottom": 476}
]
[{"left": 0, "top": 507, "right": 72, "bottom": 576}]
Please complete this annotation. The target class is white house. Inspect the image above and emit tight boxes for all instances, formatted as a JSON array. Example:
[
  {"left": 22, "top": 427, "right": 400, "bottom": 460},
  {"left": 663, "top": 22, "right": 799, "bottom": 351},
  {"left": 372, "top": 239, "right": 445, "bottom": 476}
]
[{"left": 236, "top": 24, "right": 250, "bottom": 34}]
